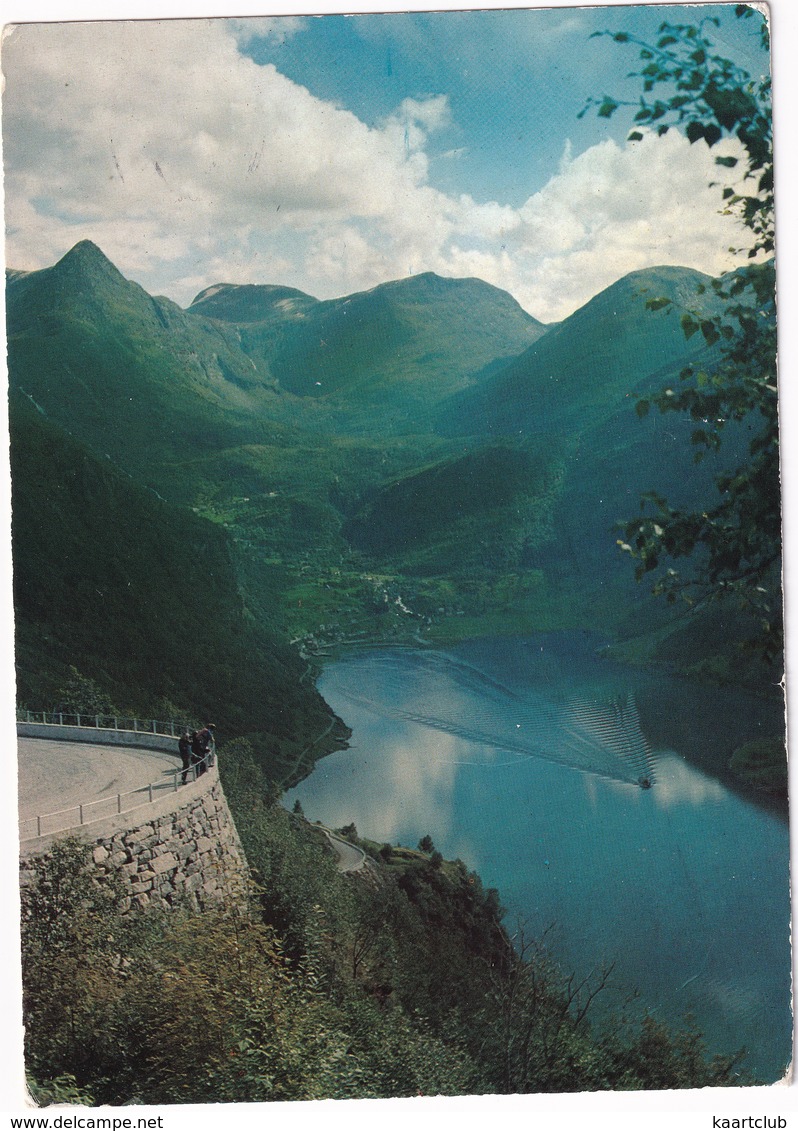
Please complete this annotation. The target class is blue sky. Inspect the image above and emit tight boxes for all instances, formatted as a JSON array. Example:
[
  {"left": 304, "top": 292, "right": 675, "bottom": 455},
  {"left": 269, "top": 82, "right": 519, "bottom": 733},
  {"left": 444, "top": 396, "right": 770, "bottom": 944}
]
[
  {"left": 241, "top": 7, "right": 767, "bottom": 205},
  {"left": 2, "top": 3, "right": 771, "bottom": 320},
  {"left": 0, "top": 3, "right": 796, "bottom": 1121}
]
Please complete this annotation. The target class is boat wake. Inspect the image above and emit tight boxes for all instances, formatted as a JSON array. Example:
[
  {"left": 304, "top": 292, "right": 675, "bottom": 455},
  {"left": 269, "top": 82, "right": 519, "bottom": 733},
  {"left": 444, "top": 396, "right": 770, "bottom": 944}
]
[{"left": 330, "top": 649, "right": 656, "bottom": 787}]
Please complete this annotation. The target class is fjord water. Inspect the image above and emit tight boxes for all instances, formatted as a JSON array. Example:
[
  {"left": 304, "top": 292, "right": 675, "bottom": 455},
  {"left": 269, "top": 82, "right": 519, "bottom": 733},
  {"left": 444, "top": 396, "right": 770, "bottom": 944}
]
[{"left": 286, "top": 634, "right": 792, "bottom": 1082}]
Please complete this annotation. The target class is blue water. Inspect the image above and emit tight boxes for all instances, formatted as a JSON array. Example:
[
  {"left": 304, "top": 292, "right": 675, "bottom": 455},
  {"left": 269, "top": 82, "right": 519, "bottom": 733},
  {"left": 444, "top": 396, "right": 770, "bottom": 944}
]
[{"left": 286, "top": 633, "right": 792, "bottom": 1082}]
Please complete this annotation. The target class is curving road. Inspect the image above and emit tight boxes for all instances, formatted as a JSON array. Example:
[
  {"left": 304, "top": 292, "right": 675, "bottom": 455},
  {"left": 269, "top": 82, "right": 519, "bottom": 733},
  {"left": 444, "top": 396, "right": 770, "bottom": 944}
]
[
  {"left": 17, "top": 734, "right": 365, "bottom": 876},
  {"left": 18, "top": 736, "right": 182, "bottom": 839},
  {"left": 322, "top": 827, "right": 367, "bottom": 873}
]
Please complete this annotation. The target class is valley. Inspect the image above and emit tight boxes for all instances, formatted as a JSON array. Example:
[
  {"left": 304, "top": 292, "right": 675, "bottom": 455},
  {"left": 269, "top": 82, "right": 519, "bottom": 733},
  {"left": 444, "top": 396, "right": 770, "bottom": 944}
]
[
  {"left": 6, "top": 4, "right": 786, "bottom": 1103},
  {"left": 6, "top": 241, "right": 783, "bottom": 789},
  {"left": 8, "top": 238, "right": 790, "bottom": 1095}
]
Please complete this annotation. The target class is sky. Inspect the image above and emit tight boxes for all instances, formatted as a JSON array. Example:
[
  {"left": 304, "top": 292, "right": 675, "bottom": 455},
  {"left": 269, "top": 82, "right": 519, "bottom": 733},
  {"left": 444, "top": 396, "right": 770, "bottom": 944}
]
[
  {"left": 1, "top": 2, "right": 797, "bottom": 1123},
  {"left": 1, "top": 3, "right": 773, "bottom": 322}
]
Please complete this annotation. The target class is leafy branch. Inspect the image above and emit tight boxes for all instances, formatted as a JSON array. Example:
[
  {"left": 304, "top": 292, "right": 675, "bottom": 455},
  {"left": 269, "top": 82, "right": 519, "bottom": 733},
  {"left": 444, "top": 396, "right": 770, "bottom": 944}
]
[
  {"left": 585, "top": 9, "right": 780, "bottom": 663},
  {"left": 580, "top": 11, "right": 772, "bottom": 256}
]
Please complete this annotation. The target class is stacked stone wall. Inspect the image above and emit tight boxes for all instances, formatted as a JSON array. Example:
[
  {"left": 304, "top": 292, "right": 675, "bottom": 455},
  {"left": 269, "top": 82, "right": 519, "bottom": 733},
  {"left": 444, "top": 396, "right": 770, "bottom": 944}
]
[
  {"left": 20, "top": 742, "right": 251, "bottom": 913},
  {"left": 87, "top": 776, "right": 250, "bottom": 912}
]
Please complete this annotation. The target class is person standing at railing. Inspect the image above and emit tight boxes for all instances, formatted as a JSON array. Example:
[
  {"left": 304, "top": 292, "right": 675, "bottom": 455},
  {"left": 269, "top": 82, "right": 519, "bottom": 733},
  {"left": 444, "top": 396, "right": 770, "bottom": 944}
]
[
  {"left": 193, "top": 723, "right": 216, "bottom": 775},
  {"left": 178, "top": 728, "right": 193, "bottom": 785},
  {"left": 190, "top": 728, "right": 204, "bottom": 777}
]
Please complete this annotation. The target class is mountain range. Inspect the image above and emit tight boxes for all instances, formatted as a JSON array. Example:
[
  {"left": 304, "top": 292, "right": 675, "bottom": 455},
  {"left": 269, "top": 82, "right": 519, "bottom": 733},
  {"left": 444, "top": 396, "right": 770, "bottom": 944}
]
[{"left": 6, "top": 240, "right": 771, "bottom": 781}]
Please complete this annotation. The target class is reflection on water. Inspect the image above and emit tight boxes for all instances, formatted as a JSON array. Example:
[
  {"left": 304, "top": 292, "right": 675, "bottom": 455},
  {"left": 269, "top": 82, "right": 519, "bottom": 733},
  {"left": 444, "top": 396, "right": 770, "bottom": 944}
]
[
  {"left": 334, "top": 648, "right": 654, "bottom": 785},
  {"left": 286, "top": 636, "right": 792, "bottom": 1082}
]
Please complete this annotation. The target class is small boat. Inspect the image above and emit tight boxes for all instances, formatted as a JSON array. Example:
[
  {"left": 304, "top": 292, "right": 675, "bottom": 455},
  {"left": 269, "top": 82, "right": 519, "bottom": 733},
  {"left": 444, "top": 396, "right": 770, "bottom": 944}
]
[{"left": 638, "top": 775, "right": 652, "bottom": 790}]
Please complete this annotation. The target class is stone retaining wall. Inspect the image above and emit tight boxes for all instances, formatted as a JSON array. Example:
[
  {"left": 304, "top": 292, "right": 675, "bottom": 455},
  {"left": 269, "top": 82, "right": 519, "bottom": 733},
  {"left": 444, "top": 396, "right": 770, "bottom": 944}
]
[
  {"left": 87, "top": 774, "right": 249, "bottom": 912},
  {"left": 20, "top": 727, "right": 251, "bottom": 913}
]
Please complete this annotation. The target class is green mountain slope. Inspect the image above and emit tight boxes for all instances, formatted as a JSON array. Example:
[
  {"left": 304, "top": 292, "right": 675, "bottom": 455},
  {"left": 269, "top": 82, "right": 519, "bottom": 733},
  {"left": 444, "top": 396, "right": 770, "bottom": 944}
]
[
  {"left": 6, "top": 241, "right": 320, "bottom": 497},
  {"left": 7, "top": 243, "right": 552, "bottom": 631},
  {"left": 10, "top": 391, "right": 346, "bottom": 783},
  {"left": 6, "top": 240, "right": 372, "bottom": 572},
  {"left": 7, "top": 241, "right": 772, "bottom": 707},
  {"left": 413, "top": 265, "right": 746, "bottom": 632},
  {"left": 189, "top": 271, "right": 548, "bottom": 423},
  {"left": 344, "top": 443, "right": 563, "bottom": 576},
  {"left": 441, "top": 265, "right": 725, "bottom": 439},
  {"left": 189, "top": 281, "right": 319, "bottom": 325},
  {"left": 10, "top": 245, "right": 538, "bottom": 542}
]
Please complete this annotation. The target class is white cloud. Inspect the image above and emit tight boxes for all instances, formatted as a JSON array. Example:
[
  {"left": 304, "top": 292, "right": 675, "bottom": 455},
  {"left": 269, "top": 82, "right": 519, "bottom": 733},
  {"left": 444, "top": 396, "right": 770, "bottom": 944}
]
[
  {"left": 392, "top": 94, "right": 452, "bottom": 137},
  {"left": 226, "top": 16, "right": 307, "bottom": 48},
  {"left": 503, "top": 130, "right": 754, "bottom": 319},
  {"left": 3, "top": 19, "right": 756, "bottom": 320}
]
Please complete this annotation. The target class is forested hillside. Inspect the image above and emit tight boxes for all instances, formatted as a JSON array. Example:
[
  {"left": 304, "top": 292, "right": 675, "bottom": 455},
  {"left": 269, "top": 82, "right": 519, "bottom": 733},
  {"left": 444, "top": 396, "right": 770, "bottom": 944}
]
[
  {"left": 9, "top": 233, "right": 782, "bottom": 1102},
  {"left": 10, "top": 240, "right": 770, "bottom": 681},
  {"left": 22, "top": 744, "right": 753, "bottom": 1104},
  {"left": 10, "top": 391, "right": 346, "bottom": 784}
]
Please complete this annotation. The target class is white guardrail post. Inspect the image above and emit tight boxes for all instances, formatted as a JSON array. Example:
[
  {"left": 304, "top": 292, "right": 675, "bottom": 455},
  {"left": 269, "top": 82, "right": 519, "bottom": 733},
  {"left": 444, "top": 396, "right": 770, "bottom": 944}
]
[{"left": 18, "top": 717, "right": 213, "bottom": 842}]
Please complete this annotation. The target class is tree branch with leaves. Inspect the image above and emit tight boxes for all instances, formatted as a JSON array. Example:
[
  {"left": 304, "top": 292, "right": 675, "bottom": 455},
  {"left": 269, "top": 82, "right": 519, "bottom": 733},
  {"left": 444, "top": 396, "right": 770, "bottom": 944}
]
[{"left": 584, "top": 7, "right": 780, "bottom": 664}]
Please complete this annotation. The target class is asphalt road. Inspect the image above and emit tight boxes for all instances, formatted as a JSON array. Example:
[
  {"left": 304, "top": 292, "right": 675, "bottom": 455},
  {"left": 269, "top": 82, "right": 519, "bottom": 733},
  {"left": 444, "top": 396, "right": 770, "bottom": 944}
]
[
  {"left": 17, "top": 736, "right": 365, "bottom": 874},
  {"left": 322, "top": 828, "right": 367, "bottom": 873},
  {"left": 18, "top": 736, "right": 182, "bottom": 838}
]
